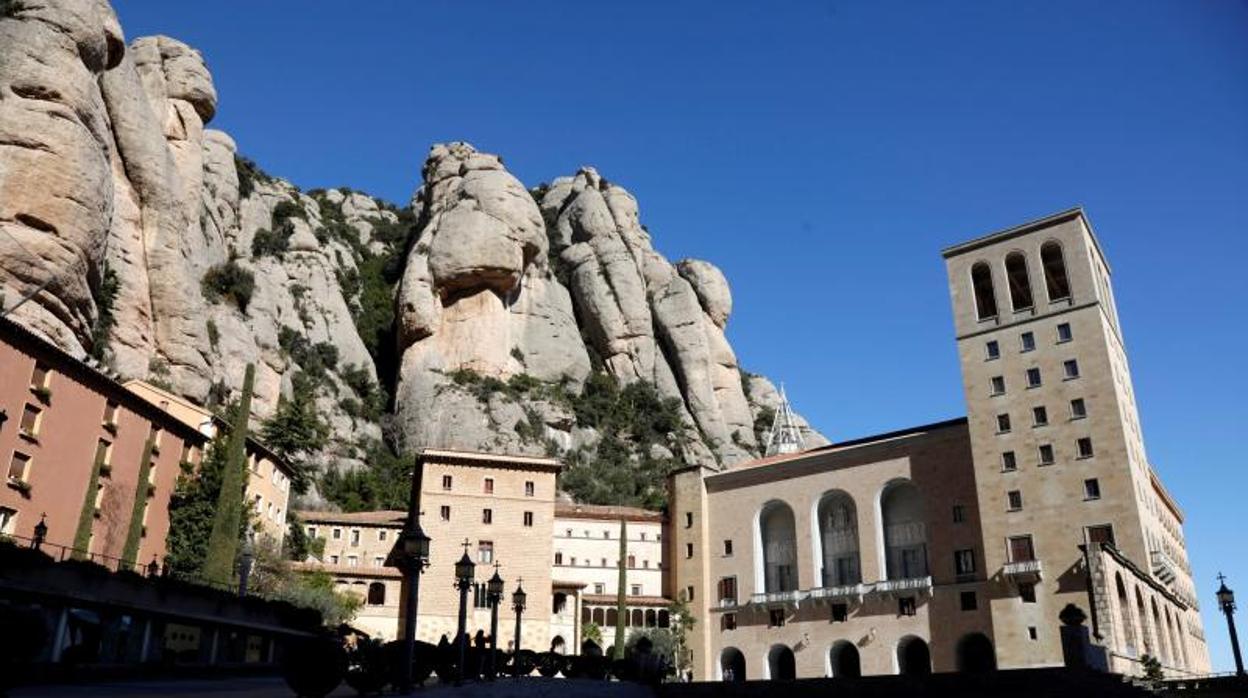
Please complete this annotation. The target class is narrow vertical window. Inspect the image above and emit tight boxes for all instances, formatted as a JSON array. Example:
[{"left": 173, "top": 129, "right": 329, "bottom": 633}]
[
  {"left": 985, "top": 340, "right": 1000, "bottom": 360},
  {"left": 971, "top": 262, "right": 999, "bottom": 320},
  {"left": 1041, "top": 241, "right": 1071, "bottom": 301},
  {"left": 1005, "top": 252, "right": 1034, "bottom": 311}
]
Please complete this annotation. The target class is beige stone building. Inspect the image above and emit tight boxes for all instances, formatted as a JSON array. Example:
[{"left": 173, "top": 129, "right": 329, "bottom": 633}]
[
  {"left": 126, "top": 380, "right": 295, "bottom": 545},
  {"left": 298, "top": 509, "right": 407, "bottom": 640},
  {"left": 668, "top": 208, "right": 1209, "bottom": 681}
]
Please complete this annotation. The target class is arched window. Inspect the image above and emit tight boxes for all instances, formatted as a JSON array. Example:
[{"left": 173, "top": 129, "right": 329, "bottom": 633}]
[
  {"left": 1151, "top": 598, "right": 1169, "bottom": 665},
  {"left": 1135, "top": 588, "right": 1153, "bottom": 655},
  {"left": 606, "top": 608, "right": 618, "bottom": 627},
  {"left": 829, "top": 640, "right": 860, "bottom": 678},
  {"left": 1176, "top": 617, "right": 1189, "bottom": 668},
  {"left": 631, "top": 609, "right": 643, "bottom": 627},
  {"left": 720, "top": 647, "right": 746, "bottom": 682},
  {"left": 896, "top": 636, "right": 931, "bottom": 676},
  {"left": 818, "top": 491, "right": 861, "bottom": 587},
  {"left": 1040, "top": 241, "right": 1071, "bottom": 301},
  {"left": 582, "top": 607, "right": 591, "bottom": 624},
  {"left": 1004, "top": 252, "right": 1034, "bottom": 311},
  {"left": 956, "top": 633, "right": 997, "bottom": 673},
  {"left": 645, "top": 609, "right": 657, "bottom": 627},
  {"left": 881, "top": 481, "right": 927, "bottom": 580},
  {"left": 1116, "top": 574, "right": 1137, "bottom": 656},
  {"left": 657, "top": 610, "right": 670, "bottom": 628},
  {"left": 767, "top": 644, "right": 796, "bottom": 680},
  {"left": 759, "top": 501, "right": 798, "bottom": 593},
  {"left": 367, "top": 582, "right": 386, "bottom": 606},
  {"left": 971, "top": 262, "right": 998, "bottom": 320},
  {"left": 592, "top": 608, "right": 605, "bottom": 625}
]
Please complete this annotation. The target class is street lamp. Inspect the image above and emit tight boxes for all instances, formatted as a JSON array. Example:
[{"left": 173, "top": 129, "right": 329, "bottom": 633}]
[
  {"left": 512, "top": 579, "right": 527, "bottom": 677},
  {"left": 1217, "top": 573, "right": 1245, "bottom": 676},
  {"left": 146, "top": 555, "right": 160, "bottom": 578},
  {"left": 31, "top": 513, "right": 47, "bottom": 550},
  {"left": 385, "top": 461, "right": 432, "bottom": 694},
  {"left": 454, "top": 539, "right": 476, "bottom": 683},
  {"left": 486, "top": 563, "right": 505, "bottom": 680}
]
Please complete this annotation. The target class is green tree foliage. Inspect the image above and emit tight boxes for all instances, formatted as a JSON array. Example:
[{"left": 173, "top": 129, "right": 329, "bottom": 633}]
[
  {"left": 320, "top": 440, "right": 410, "bottom": 512},
  {"left": 248, "top": 537, "right": 360, "bottom": 626},
  {"left": 626, "top": 627, "right": 676, "bottom": 665},
  {"left": 582, "top": 622, "right": 603, "bottom": 647},
  {"left": 260, "top": 374, "right": 328, "bottom": 494},
  {"left": 120, "top": 435, "right": 157, "bottom": 566},
  {"left": 202, "top": 364, "right": 255, "bottom": 585},
  {"left": 234, "top": 155, "right": 272, "bottom": 200},
  {"left": 283, "top": 511, "right": 325, "bottom": 562},
  {"left": 201, "top": 260, "right": 255, "bottom": 312},
  {"left": 72, "top": 441, "right": 109, "bottom": 557},
  {"left": 668, "top": 593, "right": 696, "bottom": 677},
  {"left": 250, "top": 227, "right": 289, "bottom": 258},
  {"left": 166, "top": 430, "right": 247, "bottom": 576},
  {"left": 1141, "top": 654, "right": 1165, "bottom": 682},
  {"left": 90, "top": 264, "right": 119, "bottom": 360}
]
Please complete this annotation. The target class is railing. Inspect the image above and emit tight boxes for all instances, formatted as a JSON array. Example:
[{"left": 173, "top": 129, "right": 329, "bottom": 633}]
[
  {"left": 1151, "top": 549, "right": 1177, "bottom": 584},
  {"left": 749, "top": 589, "right": 807, "bottom": 605},
  {"left": 717, "top": 597, "right": 738, "bottom": 609},
  {"left": 873, "top": 576, "right": 933, "bottom": 595},
  {"left": 809, "top": 583, "right": 866, "bottom": 601},
  {"left": 1003, "top": 559, "right": 1043, "bottom": 577}
]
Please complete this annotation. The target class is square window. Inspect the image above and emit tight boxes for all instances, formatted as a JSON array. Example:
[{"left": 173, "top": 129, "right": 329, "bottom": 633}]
[
  {"left": 631, "top": 584, "right": 642, "bottom": 596},
  {"left": 1026, "top": 368, "right": 1042, "bottom": 388},
  {"left": 723, "top": 539, "right": 734, "bottom": 556},
  {"left": 1057, "top": 323, "right": 1073, "bottom": 343},
  {"left": 1007, "top": 490, "right": 1023, "bottom": 511},
  {"left": 1020, "top": 332, "right": 1035, "bottom": 352},
  {"left": 1020, "top": 584, "right": 1037, "bottom": 604},
  {"left": 1032, "top": 406, "right": 1048, "bottom": 426},
  {"left": 952, "top": 504, "right": 966, "bottom": 523},
  {"left": 332, "top": 528, "right": 342, "bottom": 540},
  {"left": 483, "top": 478, "right": 494, "bottom": 494},
  {"left": 831, "top": 603, "right": 849, "bottom": 622},
  {"left": 1077, "top": 437, "right": 1094, "bottom": 459},
  {"left": 996, "top": 414, "right": 1012, "bottom": 433},
  {"left": 898, "top": 596, "right": 917, "bottom": 616},
  {"left": 990, "top": 376, "right": 1006, "bottom": 396},
  {"left": 442, "top": 475, "right": 453, "bottom": 491},
  {"left": 1084, "top": 478, "right": 1101, "bottom": 500},
  {"left": 525, "top": 480, "right": 535, "bottom": 497},
  {"left": 1001, "top": 451, "right": 1017, "bottom": 472},
  {"left": 0, "top": 507, "right": 17, "bottom": 535},
  {"left": 685, "top": 586, "right": 695, "bottom": 602},
  {"left": 768, "top": 608, "right": 786, "bottom": 627},
  {"left": 718, "top": 576, "right": 738, "bottom": 604},
  {"left": 1063, "top": 359, "right": 1080, "bottom": 379},
  {"left": 1086, "top": 524, "right": 1115, "bottom": 546},
  {"left": 1070, "top": 398, "right": 1087, "bottom": 419},
  {"left": 102, "top": 401, "right": 119, "bottom": 426},
  {"left": 593, "top": 582, "right": 603, "bottom": 593},
  {"left": 477, "top": 540, "right": 494, "bottom": 564},
  {"left": 378, "top": 530, "right": 387, "bottom": 541},
  {"left": 685, "top": 543, "right": 694, "bottom": 559},
  {"left": 1009, "top": 535, "right": 1035, "bottom": 562},
  {"left": 960, "top": 591, "right": 978, "bottom": 611},
  {"left": 985, "top": 341, "right": 1000, "bottom": 360},
  {"left": 722, "top": 613, "right": 737, "bottom": 631},
  {"left": 555, "top": 552, "right": 563, "bottom": 565},
  {"left": 1038, "top": 444, "right": 1055, "bottom": 465},
  {"left": 19, "top": 404, "right": 41, "bottom": 437},
  {"left": 440, "top": 505, "right": 451, "bottom": 521},
  {"left": 954, "top": 549, "right": 976, "bottom": 575},
  {"left": 1028, "top": 626, "right": 1039, "bottom": 639},
  {"left": 523, "top": 511, "right": 534, "bottom": 527},
  {"left": 8, "top": 452, "right": 31, "bottom": 482},
  {"left": 482, "top": 509, "right": 493, "bottom": 524},
  {"left": 30, "top": 362, "right": 49, "bottom": 389}
]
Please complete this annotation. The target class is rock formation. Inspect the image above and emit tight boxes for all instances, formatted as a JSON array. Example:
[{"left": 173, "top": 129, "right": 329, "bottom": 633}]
[{"left": 0, "top": 1, "right": 827, "bottom": 506}]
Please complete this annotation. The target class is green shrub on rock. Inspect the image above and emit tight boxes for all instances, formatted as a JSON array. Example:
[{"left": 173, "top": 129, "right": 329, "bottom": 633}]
[{"left": 201, "top": 261, "right": 255, "bottom": 312}]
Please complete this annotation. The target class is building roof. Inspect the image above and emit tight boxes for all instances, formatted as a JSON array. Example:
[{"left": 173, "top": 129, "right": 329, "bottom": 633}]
[
  {"left": 296, "top": 510, "right": 407, "bottom": 527},
  {"left": 125, "top": 379, "right": 296, "bottom": 477},
  {"left": 554, "top": 502, "right": 664, "bottom": 523},
  {"left": 291, "top": 561, "right": 403, "bottom": 579},
  {"left": 1148, "top": 466, "right": 1184, "bottom": 523},
  {"left": 581, "top": 594, "right": 672, "bottom": 608},
  {"left": 552, "top": 579, "right": 588, "bottom": 590},
  {"left": 419, "top": 448, "right": 562, "bottom": 473},
  {"left": 0, "top": 315, "right": 205, "bottom": 444},
  {"left": 725, "top": 416, "right": 969, "bottom": 474},
  {"left": 940, "top": 207, "right": 1112, "bottom": 273}
]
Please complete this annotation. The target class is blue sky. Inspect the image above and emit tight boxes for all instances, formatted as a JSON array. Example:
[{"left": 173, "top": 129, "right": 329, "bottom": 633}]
[{"left": 115, "top": 1, "right": 1247, "bottom": 671}]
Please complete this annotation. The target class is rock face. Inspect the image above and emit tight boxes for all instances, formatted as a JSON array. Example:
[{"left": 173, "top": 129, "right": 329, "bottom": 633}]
[{"left": 0, "top": 2, "right": 827, "bottom": 498}]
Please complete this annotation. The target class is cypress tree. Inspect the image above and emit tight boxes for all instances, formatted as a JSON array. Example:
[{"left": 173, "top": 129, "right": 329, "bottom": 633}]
[
  {"left": 613, "top": 518, "right": 628, "bottom": 659},
  {"left": 71, "top": 441, "right": 109, "bottom": 558},
  {"left": 202, "top": 363, "right": 255, "bottom": 585},
  {"left": 120, "top": 435, "right": 157, "bottom": 566}
]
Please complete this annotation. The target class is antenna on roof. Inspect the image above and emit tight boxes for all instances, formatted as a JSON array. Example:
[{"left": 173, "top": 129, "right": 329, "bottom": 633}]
[{"left": 763, "top": 383, "right": 805, "bottom": 457}]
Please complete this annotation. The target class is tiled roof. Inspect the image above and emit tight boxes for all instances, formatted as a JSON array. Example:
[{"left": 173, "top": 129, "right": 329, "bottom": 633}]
[
  {"left": 296, "top": 510, "right": 407, "bottom": 527},
  {"left": 292, "top": 561, "right": 402, "bottom": 579},
  {"left": 581, "top": 594, "right": 672, "bottom": 607},
  {"left": 554, "top": 502, "right": 664, "bottom": 523}
]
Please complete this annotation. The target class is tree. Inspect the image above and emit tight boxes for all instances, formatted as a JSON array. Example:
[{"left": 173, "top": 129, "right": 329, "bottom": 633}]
[
  {"left": 613, "top": 518, "right": 628, "bottom": 660},
  {"left": 1140, "top": 654, "right": 1165, "bottom": 682},
  {"left": 165, "top": 426, "right": 250, "bottom": 577},
  {"left": 581, "top": 622, "right": 603, "bottom": 648},
  {"left": 668, "top": 592, "right": 696, "bottom": 678},
  {"left": 120, "top": 434, "right": 157, "bottom": 566},
  {"left": 248, "top": 536, "right": 360, "bottom": 626},
  {"left": 261, "top": 373, "right": 328, "bottom": 494},
  {"left": 202, "top": 364, "right": 255, "bottom": 585}
]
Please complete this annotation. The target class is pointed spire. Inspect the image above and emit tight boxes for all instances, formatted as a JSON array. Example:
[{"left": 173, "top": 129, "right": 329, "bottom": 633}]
[{"left": 764, "top": 383, "right": 805, "bottom": 456}]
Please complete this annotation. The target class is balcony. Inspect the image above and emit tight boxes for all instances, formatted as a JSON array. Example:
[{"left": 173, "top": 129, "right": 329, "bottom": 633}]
[
  {"left": 1003, "top": 559, "right": 1043, "bottom": 580},
  {"left": 749, "top": 589, "right": 807, "bottom": 607},
  {"left": 873, "top": 576, "right": 933, "bottom": 597},
  {"left": 809, "top": 583, "right": 866, "bottom": 602},
  {"left": 1151, "top": 550, "right": 1177, "bottom": 585},
  {"left": 717, "top": 597, "right": 738, "bottom": 610}
]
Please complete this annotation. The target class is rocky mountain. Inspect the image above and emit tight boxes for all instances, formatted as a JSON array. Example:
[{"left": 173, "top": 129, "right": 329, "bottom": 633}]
[{"left": 0, "top": 0, "right": 826, "bottom": 507}]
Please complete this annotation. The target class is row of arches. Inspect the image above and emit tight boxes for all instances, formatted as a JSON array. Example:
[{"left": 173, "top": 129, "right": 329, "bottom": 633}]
[
  {"left": 719, "top": 633, "right": 995, "bottom": 680},
  {"left": 757, "top": 480, "right": 927, "bottom": 594},
  {"left": 1113, "top": 572, "right": 1190, "bottom": 670},
  {"left": 971, "top": 241, "right": 1071, "bottom": 320},
  {"left": 582, "top": 606, "right": 670, "bottom": 629}
]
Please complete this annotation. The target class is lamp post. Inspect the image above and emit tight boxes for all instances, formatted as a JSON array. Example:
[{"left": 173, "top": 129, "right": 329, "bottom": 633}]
[
  {"left": 1217, "top": 573, "right": 1245, "bottom": 676},
  {"left": 454, "top": 539, "right": 476, "bottom": 683},
  {"left": 486, "top": 563, "right": 505, "bottom": 680},
  {"left": 385, "top": 461, "right": 432, "bottom": 694},
  {"left": 146, "top": 555, "right": 160, "bottom": 578},
  {"left": 31, "top": 513, "right": 47, "bottom": 550},
  {"left": 511, "top": 579, "right": 527, "bottom": 677}
]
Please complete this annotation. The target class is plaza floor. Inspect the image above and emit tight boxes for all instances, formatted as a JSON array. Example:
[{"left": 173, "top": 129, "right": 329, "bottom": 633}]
[{"left": 9, "top": 677, "right": 656, "bottom": 697}]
